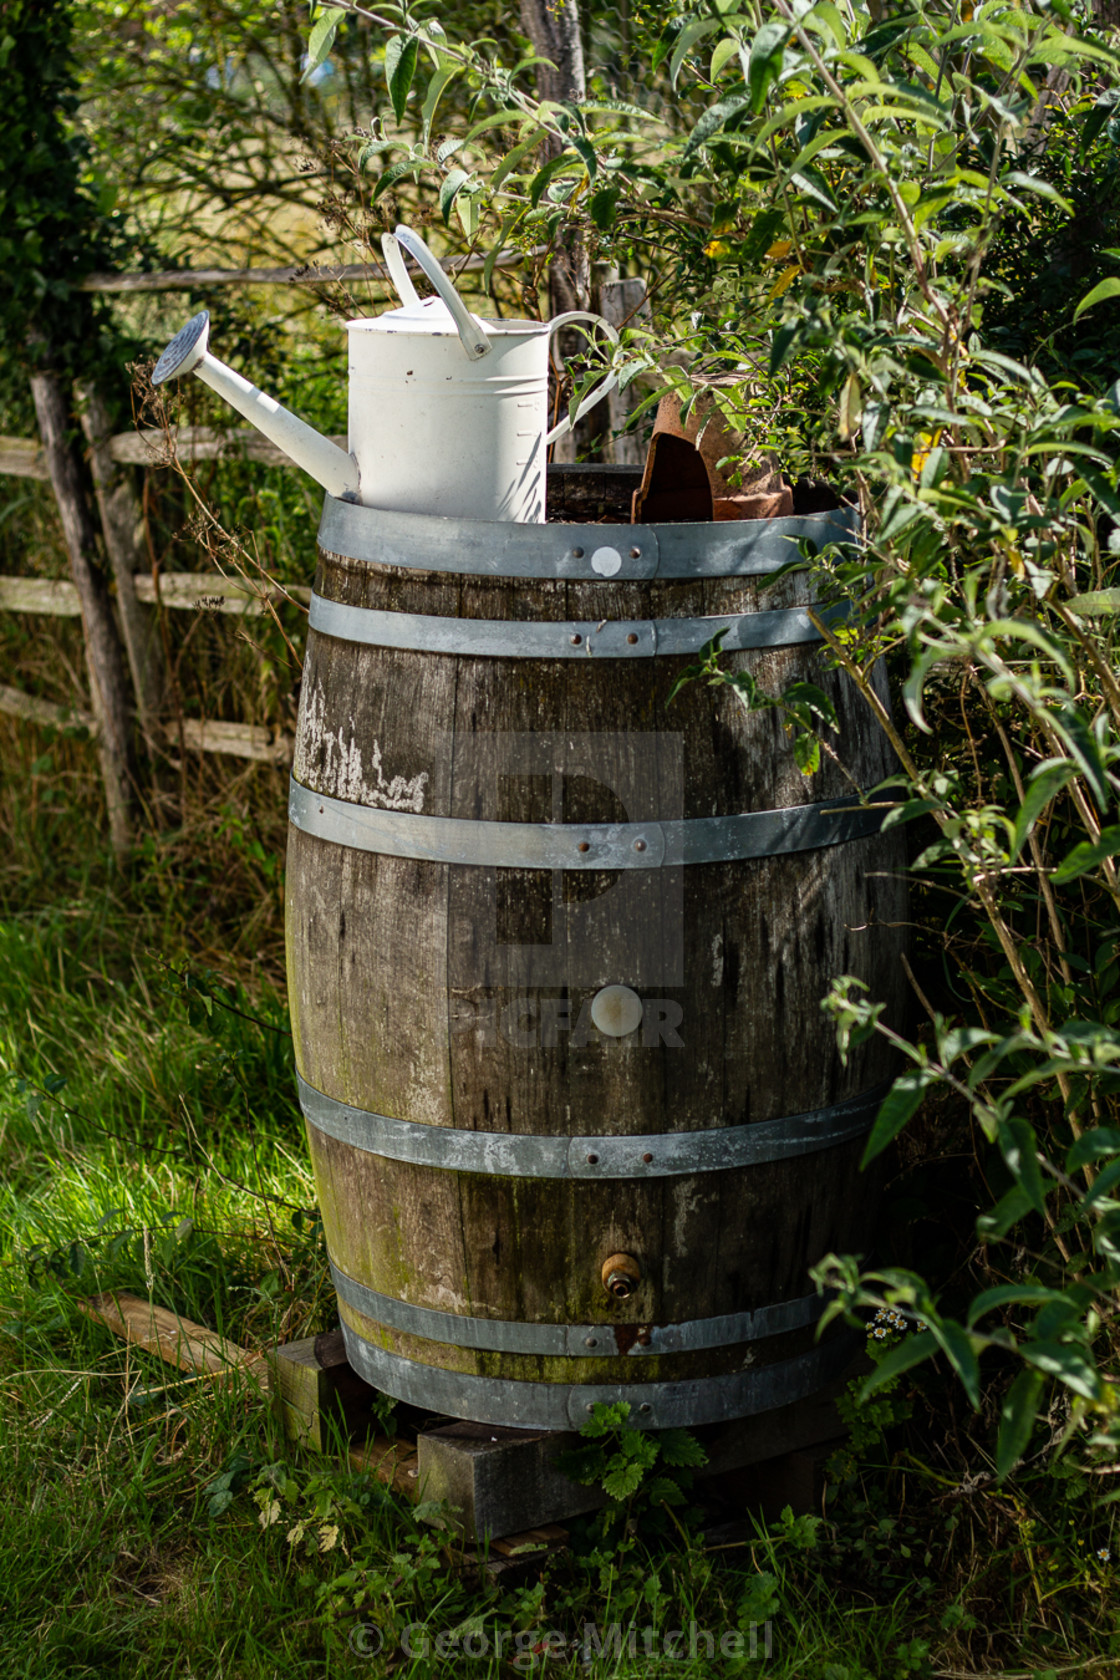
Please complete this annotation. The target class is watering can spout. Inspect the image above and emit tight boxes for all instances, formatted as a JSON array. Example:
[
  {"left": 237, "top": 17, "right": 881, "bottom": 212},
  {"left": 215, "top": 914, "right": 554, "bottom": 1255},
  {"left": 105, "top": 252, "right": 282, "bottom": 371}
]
[{"left": 151, "top": 312, "right": 360, "bottom": 500}]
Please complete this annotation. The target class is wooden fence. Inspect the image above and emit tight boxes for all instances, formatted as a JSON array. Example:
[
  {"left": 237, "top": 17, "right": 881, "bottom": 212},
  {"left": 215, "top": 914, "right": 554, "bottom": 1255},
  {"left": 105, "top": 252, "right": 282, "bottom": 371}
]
[
  {"left": 2, "top": 249, "right": 647, "bottom": 840},
  {"left": 1, "top": 418, "right": 320, "bottom": 764},
  {"left": 1, "top": 247, "right": 528, "bottom": 787}
]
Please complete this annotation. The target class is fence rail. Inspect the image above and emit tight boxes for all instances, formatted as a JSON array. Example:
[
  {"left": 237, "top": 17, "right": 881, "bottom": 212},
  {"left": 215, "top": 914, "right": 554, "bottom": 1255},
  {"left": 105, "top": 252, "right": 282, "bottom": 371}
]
[
  {"left": 0, "top": 573, "right": 310, "bottom": 618},
  {"left": 2, "top": 424, "right": 348, "bottom": 481},
  {"left": 76, "top": 245, "right": 535, "bottom": 294},
  {"left": 0, "top": 682, "right": 293, "bottom": 764}
]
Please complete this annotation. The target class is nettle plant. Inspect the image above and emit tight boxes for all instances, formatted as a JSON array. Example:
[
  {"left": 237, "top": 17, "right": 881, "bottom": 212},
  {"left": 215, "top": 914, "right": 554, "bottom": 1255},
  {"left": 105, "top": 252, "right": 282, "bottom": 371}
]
[{"left": 304, "top": 0, "right": 1120, "bottom": 1471}]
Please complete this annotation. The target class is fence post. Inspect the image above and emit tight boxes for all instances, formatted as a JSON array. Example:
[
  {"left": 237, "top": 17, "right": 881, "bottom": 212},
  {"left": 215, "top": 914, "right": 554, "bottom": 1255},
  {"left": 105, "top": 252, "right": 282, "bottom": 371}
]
[
  {"left": 29, "top": 367, "right": 136, "bottom": 856},
  {"left": 595, "top": 272, "right": 652, "bottom": 467},
  {"left": 78, "top": 383, "right": 163, "bottom": 742}
]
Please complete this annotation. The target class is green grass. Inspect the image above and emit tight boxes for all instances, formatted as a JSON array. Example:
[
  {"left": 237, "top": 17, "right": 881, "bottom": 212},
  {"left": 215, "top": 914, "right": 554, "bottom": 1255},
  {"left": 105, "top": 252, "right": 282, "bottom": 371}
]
[{"left": 0, "top": 850, "right": 1118, "bottom": 1678}]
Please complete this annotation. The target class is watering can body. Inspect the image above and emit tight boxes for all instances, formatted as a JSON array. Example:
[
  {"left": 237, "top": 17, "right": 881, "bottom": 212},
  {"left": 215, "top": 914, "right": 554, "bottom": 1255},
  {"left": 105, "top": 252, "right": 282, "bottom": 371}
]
[
  {"left": 349, "top": 308, "right": 583, "bottom": 523},
  {"left": 152, "top": 225, "right": 618, "bottom": 525}
]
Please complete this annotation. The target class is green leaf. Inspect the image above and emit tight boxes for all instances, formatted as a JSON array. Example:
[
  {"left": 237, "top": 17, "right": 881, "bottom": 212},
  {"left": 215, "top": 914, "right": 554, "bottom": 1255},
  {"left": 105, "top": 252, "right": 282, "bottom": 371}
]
[
  {"left": 1052, "top": 705, "right": 1109, "bottom": 811},
  {"left": 685, "top": 90, "right": 752, "bottom": 156},
  {"left": 1067, "top": 1127, "right": 1120, "bottom": 1171},
  {"left": 860, "top": 1329, "right": 938, "bottom": 1398},
  {"left": 1066, "top": 588, "right": 1120, "bottom": 615},
  {"left": 881, "top": 797, "right": 942, "bottom": 831},
  {"left": 977, "top": 1184, "right": 1034, "bottom": 1241},
  {"left": 996, "top": 1367, "right": 1044, "bottom": 1480},
  {"left": 645, "top": 1475, "right": 687, "bottom": 1506},
  {"left": 748, "top": 21, "right": 788, "bottom": 112},
  {"left": 837, "top": 370, "right": 861, "bottom": 442},
  {"left": 304, "top": 6, "right": 345, "bottom": 81},
  {"left": 422, "top": 65, "right": 458, "bottom": 142},
  {"left": 1010, "top": 762, "right": 1076, "bottom": 861},
  {"left": 710, "top": 37, "right": 741, "bottom": 81},
  {"left": 528, "top": 151, "right": 580, "bottom": 208},
  {"left": 385, "top": 35, "right": 419, "bottom": 124},
  {"left": 769, "top": 320, "right": 801, "bottom": 375},
  {"left": 590, "top": 187, "right": 620, "bottom": 231},
  {"left": 788, "top": 166, "right": 837, "bottom": 213},
  {"left": 1051, "top": 827, "right": 1120, "bottom": 885},
  {"left": 1081, "top": 1156, "right": 1120, "bottom": 1211},
  {"left": 861, "top": 1070, "right": 935, "bottom": 1167},
  {"left": 1074, "top": 277, "right": 1120, "bottom": 322},
  {"left": 929, "top": 1320, "right": 982, "bottom": 1409},
  {"left": 1019, "top": 1341, "right": 1101, "bottom": 1401},
  {"left": 492, "top": 130, "right": 547, "bottom": 191},
  {"left": 996, "top": 1117, "right": 1046, "bottom": 1217},
  {"left": 602, "top": 1460, "right": 646, "bottom": 1500},
  {"left": 1082, "top": 88, "right": 1120, "bottom": 151},
  {"left": 570, "top": 133, "right": 598, "bottom": 184},
  {"left": 371, "top": 158, "right": 423, "bottom": 201},
  {"left": 793, "top": 732, "right": 821, "bottom": 775},
  {"left": 658, "top": 1429, "right": 708, "bottom": 1469},
  {"left": 357, "top": 138, "right": 401, "bottom": 171},
  {"left": 967, "top": 1284, "right": 1072, "bottom": 1327},
  {"left": 669, "top": 17, "right": 721, "bottom": 88},
  {"left": 439, "top": 167, "right": 469, "bottom": 225}
]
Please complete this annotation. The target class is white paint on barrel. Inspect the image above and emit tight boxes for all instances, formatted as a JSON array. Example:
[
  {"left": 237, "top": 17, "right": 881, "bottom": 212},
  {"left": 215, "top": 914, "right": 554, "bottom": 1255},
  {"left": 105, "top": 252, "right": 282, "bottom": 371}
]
[
  {"left": 295, "top": 681, "right": 429, "bottom": 812},
  {"left": 710, "top": 933, "right": 724, "bottom": 987},
  {"left": 590, "top": 546, "right": 623, "bottom": 577},
  {"left": 590, "top": 985, "right": 643, "bottom": 1037}
]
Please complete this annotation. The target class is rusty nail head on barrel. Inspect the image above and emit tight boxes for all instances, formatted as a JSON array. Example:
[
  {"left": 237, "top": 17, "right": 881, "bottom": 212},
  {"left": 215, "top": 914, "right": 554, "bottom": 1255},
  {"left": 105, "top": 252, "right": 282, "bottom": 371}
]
[
  {"left": 636, "top": 1329, "right": 652, "bottom": 1347},
  {"left": 629, "top": 547, "right": 641, "bottom": 558},
  {"left": 627, "top": 633, "right": 639, "bottom": 644},
  {"left": 585, "top": 1336, "right": 597, "bottom": 1348},
  {"left": 633, "top": 838, "right": 646, "bottom": 852},
  {"left": 601, "top": 1252, "right": 641, "bottom": 1300},
  {"left": 570, "top": 633, "right": 582, "bottom": 645},
  {"left": 577, "top": 840, "right": 590, "bottom": 853},
  {"left": 642, "top": 1152, "right": 653, "bottom": 1164},
  {"left": 572, "top": 547, "right": 584, "bottom": 558}
]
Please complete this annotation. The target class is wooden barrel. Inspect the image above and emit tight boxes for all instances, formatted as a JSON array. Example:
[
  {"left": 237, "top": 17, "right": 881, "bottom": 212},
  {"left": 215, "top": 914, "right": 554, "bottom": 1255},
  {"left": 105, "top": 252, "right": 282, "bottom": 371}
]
[{"left": 286, "top": 468, "right": 908, "bottom": 1432}]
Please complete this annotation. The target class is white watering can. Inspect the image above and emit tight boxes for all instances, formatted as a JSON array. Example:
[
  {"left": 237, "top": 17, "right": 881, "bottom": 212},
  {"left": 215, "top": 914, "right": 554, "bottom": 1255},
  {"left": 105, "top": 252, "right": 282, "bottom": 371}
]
[{"left": 151, "top": 224, "right": 619, "bottom": 523}]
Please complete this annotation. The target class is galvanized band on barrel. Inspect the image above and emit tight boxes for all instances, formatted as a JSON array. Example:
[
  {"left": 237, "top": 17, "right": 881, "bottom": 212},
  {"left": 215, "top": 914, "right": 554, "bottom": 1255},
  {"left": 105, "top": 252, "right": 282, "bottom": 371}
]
[
  {"left": 288, "top": 781, "right": 888, "bottom": 870},
  {"left": 318, "top": 494, "right": 860, "bottom": 581},
  {"left": 330, "top": 1259, "right": 824, "bottom": 1357},
  {"left": 298, "top": 1073, "right": 887, "bottom": 1178},
  {"left": 308, "top": 594, "right": 843, "bottom": 658},
  {"left": 337, "top": 1320, "right": 861, "bottom": 1431}
]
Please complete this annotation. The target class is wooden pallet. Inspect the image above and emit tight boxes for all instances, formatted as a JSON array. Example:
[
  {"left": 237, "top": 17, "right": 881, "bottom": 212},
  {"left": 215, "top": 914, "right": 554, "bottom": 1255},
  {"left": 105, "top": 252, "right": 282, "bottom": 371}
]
[
  {"left": 79, "top": 1293, "right": 853, "bottom": 1547},
  {"left": 271, "top": 1328, "right": 856, "bottom": 1540}
]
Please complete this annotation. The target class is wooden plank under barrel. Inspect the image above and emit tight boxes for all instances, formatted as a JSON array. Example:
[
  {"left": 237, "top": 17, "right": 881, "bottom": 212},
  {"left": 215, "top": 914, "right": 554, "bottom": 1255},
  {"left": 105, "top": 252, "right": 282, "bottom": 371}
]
[{"left": 285, "top": 468, "right": 908, "bottom": 1431}]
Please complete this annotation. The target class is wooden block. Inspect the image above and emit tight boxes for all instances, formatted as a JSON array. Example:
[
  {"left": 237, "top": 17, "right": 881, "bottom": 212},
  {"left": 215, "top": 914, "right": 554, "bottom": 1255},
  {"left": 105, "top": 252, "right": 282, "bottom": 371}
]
[
  {"left": 267, "top": 1332, "right": 382, "bottom": 1452},
  {"left": 489, "top": 1523, "right": 569, "bottom": 1559},
  {"left": 545, "top": 463, "right": 640, "bottom": 523},
  {"left": 700, "top": 1359, "right": 863, "bottom": 1479},
  {"left": 710, "top": 1438, "right": 845, "bottom": 1523},
  {"left": 348, "top": 1435, "right": 422, "bottom": 1502},
  {"left": 78, "top": 1292, "right": 268, "bottom": 1389},
  {"left": 417, "top": 1420, "right": 606, "bottom": 1541}
]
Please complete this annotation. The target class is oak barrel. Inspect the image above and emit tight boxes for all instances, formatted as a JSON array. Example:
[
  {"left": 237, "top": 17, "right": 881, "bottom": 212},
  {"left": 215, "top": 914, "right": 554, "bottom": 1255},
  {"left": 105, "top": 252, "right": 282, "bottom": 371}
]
[{"left": 286, "top": 468, "right": 908, "bottom": 1431}]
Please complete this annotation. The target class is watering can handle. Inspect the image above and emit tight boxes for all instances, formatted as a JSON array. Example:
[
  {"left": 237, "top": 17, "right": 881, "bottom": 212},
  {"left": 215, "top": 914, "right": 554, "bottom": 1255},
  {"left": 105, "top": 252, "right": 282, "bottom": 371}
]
[
  {"left": 544, "top": 311, "right": 621, "bottom": 445},
  {"left": 381, "top": 226, "right": 492, "bottom": 362}
]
